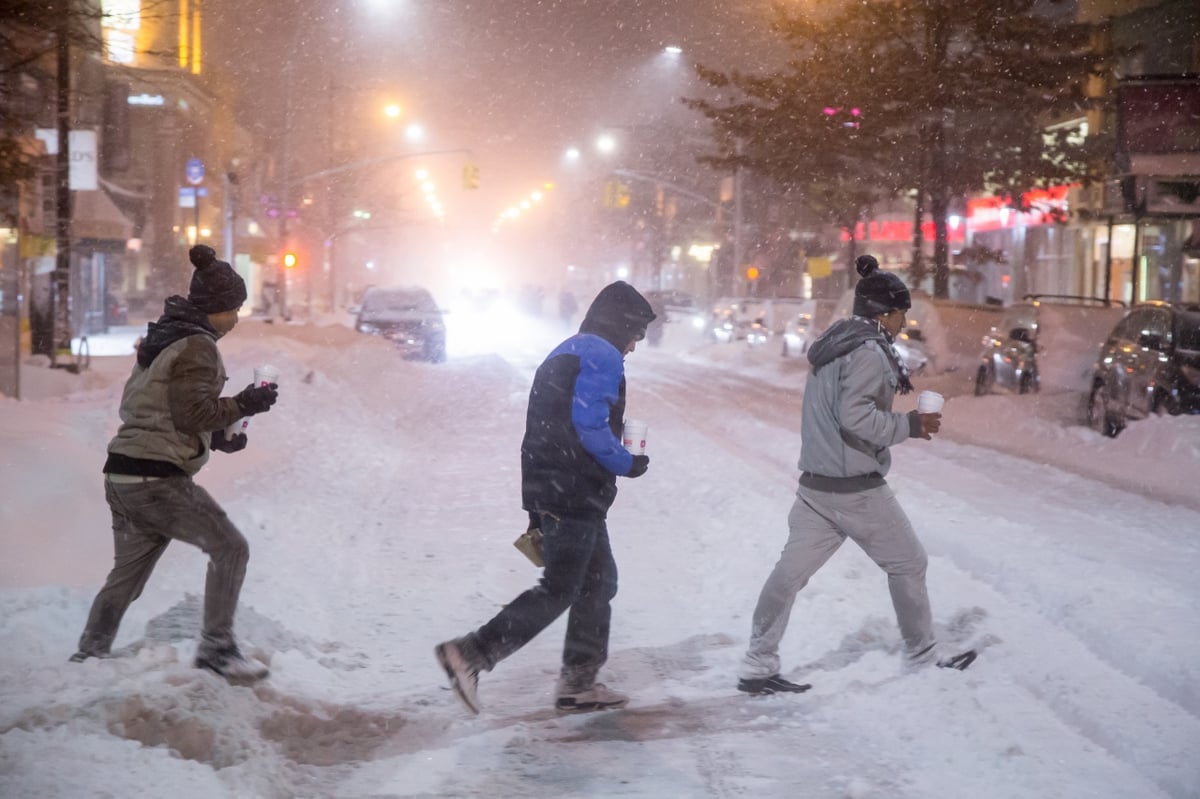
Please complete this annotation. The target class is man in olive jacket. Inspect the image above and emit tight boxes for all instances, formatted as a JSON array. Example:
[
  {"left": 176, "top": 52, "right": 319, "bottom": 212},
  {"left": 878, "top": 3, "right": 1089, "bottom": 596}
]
[{"left": 71, "top": 245, "right": 278, "bottom": 680}]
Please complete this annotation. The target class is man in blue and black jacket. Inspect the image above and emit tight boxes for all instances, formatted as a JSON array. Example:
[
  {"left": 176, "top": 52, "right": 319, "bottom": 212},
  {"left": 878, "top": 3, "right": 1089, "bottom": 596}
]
[{"left": 436, "top": 281, "right": 656, "bottom": 715}]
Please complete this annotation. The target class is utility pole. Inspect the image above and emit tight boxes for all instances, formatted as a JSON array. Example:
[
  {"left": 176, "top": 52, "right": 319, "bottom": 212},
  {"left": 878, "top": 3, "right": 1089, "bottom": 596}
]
[
  {"left": 50, "top": 5, "right": 73, "bottom": 369},
  {"left": 733, "top": 137, "right": 744, "bottom": 287},
  {"left": 276, "top": 56, "right": 293, "bottom": 321},
  {"left": 223, "top": 170, "right": 237, "bottom": 265}
]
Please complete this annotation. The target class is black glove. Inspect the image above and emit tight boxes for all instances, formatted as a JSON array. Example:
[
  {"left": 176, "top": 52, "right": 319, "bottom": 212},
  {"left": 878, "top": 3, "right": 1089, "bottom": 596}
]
[
  {"left": 627, "top": 454, "right": 649, "bottom": 478},
  {"left": 211, "top": 428, "right": 248, "bottom": 453},
  {"left": 234, "top": 382, "right": 278, "bottom": 416},
  {"left": 528, "top": 510, "right": 541, "bottom": 531}
]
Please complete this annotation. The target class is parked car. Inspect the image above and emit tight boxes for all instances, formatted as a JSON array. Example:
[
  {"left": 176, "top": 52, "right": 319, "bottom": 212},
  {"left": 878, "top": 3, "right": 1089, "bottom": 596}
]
[
  {"left": 353, "top": 286, "right": 447, "bottom": 363},
  {"left": 744, "top": 297, "right": 811, "bottom": 347},
  {"left": 779, "top": 301, "right": 819, "bottom": 356},
  {"left": 975, "top": 295, "right": 1125, "bottom": 396},
  {"left": 643, "top": 289, "right": 708, "bottom": 337},
  {"left": 708, "top": 297, "right": 765, "bottom": 343},
  {"left": 1086, "top": 301, "right": 1200, "bottom": 437}
]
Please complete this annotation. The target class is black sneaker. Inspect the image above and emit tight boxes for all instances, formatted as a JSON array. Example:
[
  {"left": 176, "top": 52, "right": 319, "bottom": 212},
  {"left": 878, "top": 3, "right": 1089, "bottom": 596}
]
[
  {"left": 68, "top": 651, "right": 105, "bottom": 663},
  {"left": 737, "top": 674, "right": 812, "bottom": 695},
  {"left": 936, "top": 650, "right": 977, "bottom": 671}
]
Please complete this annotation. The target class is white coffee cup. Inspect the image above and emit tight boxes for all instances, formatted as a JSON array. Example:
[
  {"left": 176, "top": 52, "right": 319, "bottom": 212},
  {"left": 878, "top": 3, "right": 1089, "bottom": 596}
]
[
  {"left": 225, "top": 365, "right": 281, "bottom": 438},
  {"left": 254, "top": 364, "right": 281, "bottom": 387},
  {"left": 622, "top": 419, "right": 648, "bottom": 455},
  {"left": 917, "top": 390, "right": 945, "bottom": 414}
]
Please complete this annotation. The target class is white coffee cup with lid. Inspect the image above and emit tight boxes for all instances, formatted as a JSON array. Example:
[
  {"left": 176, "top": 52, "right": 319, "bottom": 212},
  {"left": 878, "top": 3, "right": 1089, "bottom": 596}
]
[
  {"left": 622, "top": 419, "right": 648, "bottom": 455},
  {"left": 917, "top": 390, "right": 945, "bottom": 414},
  {"left": 225, "top": 365, "right": 281, "bottom": 437}
]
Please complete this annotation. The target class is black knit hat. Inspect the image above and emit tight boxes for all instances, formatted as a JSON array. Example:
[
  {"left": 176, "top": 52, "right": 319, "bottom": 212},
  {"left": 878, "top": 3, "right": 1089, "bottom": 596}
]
[
  {"left": 579, "top": 281, "right": 657, "bottom": 349},
  {"left": 188, "top": 244, "right": 247, "bottom": 314},
  {"left": 852, "top": 254, "right": 911, "bottom": 317}
]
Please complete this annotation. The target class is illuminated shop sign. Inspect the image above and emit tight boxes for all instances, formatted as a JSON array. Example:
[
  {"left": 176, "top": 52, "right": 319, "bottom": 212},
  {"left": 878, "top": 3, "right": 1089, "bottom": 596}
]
[
  {"left": 967, "top": 185, "right": 1073, "bottom": 232},
  {"left": 102, "top": 0, "right": 140, "bottom": 64},
  {"left": 128, "top": 93, "right": 166, "bottom": 106},
  {"left": 840, "top": 219, "right": 965, "bottom": 243}
]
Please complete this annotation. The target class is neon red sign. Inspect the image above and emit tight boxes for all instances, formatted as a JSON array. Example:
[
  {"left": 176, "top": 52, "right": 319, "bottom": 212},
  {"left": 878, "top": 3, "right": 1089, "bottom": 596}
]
[{"left": 967, "top": 185, "right": 1073, "bottom": 231}]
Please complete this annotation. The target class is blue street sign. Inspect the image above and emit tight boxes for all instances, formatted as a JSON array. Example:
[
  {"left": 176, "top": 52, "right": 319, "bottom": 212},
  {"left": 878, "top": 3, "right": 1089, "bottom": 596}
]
[
  {"left": 178, "top": 186, "right": 208, "bottom": 207},
  {"left": 185, "top": 157, "right": 205, "bottom": 185}
]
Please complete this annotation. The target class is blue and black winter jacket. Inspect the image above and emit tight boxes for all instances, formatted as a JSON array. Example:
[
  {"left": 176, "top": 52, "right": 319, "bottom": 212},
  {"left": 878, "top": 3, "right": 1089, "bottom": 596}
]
[{"left": 521, "top": 281, "right": 656, "bottom": 520}]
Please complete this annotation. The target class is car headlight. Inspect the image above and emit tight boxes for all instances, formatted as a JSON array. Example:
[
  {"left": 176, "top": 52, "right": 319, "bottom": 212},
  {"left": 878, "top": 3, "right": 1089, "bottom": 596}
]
[{"left": 358, "top": 322, "right": 379, "bottom": 334}]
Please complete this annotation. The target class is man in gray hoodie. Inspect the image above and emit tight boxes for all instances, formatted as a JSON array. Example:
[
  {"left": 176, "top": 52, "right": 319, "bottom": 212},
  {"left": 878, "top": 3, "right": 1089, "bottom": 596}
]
[{"left": 737, "top": 255, "right": 974, "bottom": 695}]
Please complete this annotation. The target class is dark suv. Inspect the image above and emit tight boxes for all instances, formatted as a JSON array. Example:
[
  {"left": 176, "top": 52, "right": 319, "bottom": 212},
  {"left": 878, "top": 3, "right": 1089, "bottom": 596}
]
[
  {"left": 354, "top": 286, "right": 447, "bottom": 363},
  {"left": 1087, "top": 302, "right": 1200, "bottom": 437}
]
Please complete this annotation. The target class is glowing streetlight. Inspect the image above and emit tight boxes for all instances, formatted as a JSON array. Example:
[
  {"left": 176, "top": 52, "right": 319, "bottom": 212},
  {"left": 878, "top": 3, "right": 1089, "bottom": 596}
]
[
  {"left": 595, "top": 133, "right": 617, "bottom": 154},
  {"left": 663, "top": 45, "right": 682, "bottom": 55},
  {"left": 563, "top": 146, "right": 581, "bottom": 162},
  {"left": 405, "top": 123, "right": 425, "bottom": 143},
  {"left": 383, "top": 103, "right": 402, "bottom": 119}
]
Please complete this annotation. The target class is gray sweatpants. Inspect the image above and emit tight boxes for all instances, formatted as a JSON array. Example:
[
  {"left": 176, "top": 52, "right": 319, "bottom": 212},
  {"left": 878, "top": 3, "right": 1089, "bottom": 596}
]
[
  {"left": 76, "top": 475, "right": 249, "bottom": 657},
  {"left": 740, "top": 483, "right": 934, "bottom": 679}
]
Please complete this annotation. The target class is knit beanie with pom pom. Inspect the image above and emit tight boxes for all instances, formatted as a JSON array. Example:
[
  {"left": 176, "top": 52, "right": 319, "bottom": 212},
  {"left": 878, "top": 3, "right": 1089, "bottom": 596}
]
[
  {"left": 852, "top": 254, "right": 911, "bottom": 317},
  {"left": 187, "top": 244, "right": 247, "bottom": 314}
]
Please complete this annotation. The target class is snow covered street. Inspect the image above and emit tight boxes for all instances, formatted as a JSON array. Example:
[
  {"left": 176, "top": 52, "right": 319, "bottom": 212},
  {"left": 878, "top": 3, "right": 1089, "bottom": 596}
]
[{"left": 2, "top": 314, "right": 1198, "bottom": 798}]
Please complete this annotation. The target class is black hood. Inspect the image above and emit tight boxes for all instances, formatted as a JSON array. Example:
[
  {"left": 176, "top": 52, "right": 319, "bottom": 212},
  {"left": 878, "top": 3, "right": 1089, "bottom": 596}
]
[
  {"left": 578, "top": 281, "right": 657, "bottom": 351},
  {"left": 137, "top": 295, "right": 218, "bottom": 368}
]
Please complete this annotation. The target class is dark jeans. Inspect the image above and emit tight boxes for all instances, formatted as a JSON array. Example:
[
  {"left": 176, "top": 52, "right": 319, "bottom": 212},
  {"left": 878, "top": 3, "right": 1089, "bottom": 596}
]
[
  {"left": 76, "top": 476, "right": 249, "bottom": 656},
  {"left": 472, "top": 513, "right": 618, "bottom": 682}
]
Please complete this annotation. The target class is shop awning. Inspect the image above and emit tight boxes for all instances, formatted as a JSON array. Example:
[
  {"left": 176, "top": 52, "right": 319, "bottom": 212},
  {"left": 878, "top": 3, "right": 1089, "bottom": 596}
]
[{"left": 72, "top": 188, "right": 135, "bottom": 241}]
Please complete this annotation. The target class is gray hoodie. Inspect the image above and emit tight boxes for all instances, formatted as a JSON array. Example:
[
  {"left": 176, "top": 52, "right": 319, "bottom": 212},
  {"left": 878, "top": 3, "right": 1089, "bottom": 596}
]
[{"left": 798, "top": 317, "right": 921, "bottom": 492}]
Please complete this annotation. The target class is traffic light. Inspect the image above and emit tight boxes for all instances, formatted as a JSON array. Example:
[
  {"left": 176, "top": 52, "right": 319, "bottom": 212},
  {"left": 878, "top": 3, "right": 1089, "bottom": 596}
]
[
  {"left": 745, "top": 266, "right": 760, "bottom": 281},
  {"left": 602, "top": 180, "right": 630, "bottom": 209},
  {"left": 462, "top": 164, "right": 480, "bottom": 190},
  {"left": 283, "top": 252, "right": 298, "bottom": 269}
]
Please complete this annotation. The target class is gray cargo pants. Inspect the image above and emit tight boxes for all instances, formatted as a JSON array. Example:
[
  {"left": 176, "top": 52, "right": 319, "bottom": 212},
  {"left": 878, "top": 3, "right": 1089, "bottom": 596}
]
[
  {"left": 740, "top": 483, "right": 934, "bottom": 679},
  {"left": 76, "top": 475, "right": 249, "bottom": 657}
]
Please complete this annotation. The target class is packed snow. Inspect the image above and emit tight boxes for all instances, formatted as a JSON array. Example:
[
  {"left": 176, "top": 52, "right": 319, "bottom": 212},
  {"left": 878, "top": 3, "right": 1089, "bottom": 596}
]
[{"left": 2, "top": 299, "right": 1198, "bottom": 798}]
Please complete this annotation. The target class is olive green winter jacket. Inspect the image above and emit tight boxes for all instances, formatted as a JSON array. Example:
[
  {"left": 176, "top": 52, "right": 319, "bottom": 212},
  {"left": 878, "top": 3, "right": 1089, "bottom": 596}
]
[{"left": 105, "top": 298, "right": 244, "bottom": 477}]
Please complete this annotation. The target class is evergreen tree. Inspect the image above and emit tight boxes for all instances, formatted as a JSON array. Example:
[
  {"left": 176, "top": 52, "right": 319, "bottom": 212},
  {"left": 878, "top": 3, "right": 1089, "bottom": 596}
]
[{"left": 688, "top": 0, "right": 1114, "bottom": 297}]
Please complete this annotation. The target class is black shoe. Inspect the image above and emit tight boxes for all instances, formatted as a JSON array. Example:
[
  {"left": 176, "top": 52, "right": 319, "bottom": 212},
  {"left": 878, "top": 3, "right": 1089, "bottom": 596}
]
[
  {"left": 68, "top": 651, "right": 103, "bottom": 663},
  {"left": 738, "top": 674, "right": 812, "bottom": 695},
  {"left": 936, "top": 650, "right": 977, "bottom": 671}
]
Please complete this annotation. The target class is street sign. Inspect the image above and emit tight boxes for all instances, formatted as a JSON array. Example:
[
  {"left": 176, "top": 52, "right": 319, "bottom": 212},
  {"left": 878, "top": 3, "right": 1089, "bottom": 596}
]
[
  {"left": 186, "top": 157, "right": 205, "bottom": 185},
  {"left": 178, "top": 186, "right": 208, "bottom": 208}
]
